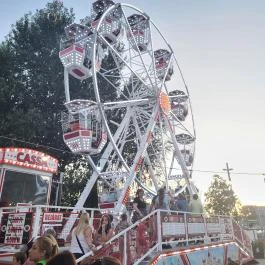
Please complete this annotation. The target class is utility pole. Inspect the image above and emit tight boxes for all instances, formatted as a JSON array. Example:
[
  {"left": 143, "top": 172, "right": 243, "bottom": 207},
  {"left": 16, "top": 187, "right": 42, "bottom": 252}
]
[
  {"left": 223, "top": 162, "right": 233, "bottom": 181},
  {"left": 55, "top": 172, "right": 64, "bottom": 206}
]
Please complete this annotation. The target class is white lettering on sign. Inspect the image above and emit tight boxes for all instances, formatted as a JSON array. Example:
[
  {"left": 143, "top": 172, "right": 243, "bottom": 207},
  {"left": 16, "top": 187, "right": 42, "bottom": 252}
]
[
  {"left": 0, "top": 148, "right": 58, "bottom": 174},
  {"left": 4, "top": 213, "right": 26, "bottom": 245},
  {"left": 168, "top": 174, "right": 184, "bottom": 180},
  {"left": 43, "top": 213, "right": 63, "bottom": 223}
]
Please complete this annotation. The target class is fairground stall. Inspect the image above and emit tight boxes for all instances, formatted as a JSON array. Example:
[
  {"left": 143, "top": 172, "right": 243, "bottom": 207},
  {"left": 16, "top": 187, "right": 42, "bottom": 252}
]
[
  {"left": 0, "top": 148, "right": 58, "bottom": 264},
  {"left": 0, "top": 148, "right": 58, "bottom": 206}
]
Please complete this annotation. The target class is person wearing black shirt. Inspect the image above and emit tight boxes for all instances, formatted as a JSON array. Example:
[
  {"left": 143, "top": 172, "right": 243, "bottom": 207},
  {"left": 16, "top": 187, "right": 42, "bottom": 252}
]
[{"left": 132, "top": 189, "right": 147, "bottom": 223}]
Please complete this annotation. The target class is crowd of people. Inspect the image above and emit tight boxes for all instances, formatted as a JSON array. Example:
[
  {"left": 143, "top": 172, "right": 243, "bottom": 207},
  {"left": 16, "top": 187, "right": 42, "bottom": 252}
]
[
  {"left": 132, "top": 187, "right": 203, "bottom": 216},
  {"left": 14, "top": 212, "right": 121, "bottom": 265},
  {"left": 13, "top": 188, "right": 203, "bottom": 265}
]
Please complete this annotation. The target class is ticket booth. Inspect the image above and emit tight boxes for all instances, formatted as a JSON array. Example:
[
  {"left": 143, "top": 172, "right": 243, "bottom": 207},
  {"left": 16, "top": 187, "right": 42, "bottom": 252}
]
[{"left": 0, "top": 148, "right": 58, "bottom": 206}]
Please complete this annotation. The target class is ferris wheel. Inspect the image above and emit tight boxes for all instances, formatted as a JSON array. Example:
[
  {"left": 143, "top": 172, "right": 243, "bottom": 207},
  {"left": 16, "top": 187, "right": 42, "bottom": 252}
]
[{"left": 59, "top": 0, "right": 196, "bottom": 213}]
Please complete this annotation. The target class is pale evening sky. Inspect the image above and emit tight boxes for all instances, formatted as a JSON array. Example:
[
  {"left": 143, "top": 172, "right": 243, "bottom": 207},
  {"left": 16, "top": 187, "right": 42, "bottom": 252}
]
[{"left": 0, "top": 0, "right": 264, "bottom": 205}]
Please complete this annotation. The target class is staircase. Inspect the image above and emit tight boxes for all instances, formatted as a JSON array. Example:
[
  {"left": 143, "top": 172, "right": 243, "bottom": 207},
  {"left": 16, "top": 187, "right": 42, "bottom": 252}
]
[{"left": 77, "top": 209, "right": 254, "bottom": 265}]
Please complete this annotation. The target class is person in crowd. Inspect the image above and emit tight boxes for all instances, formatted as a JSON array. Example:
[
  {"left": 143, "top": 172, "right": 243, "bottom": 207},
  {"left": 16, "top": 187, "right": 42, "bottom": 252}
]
[
  {"left": 176, "top": 193, "right": 188, "bottom": 212},
  {"left": 131, "top": 189, "right": 149, "bottom": 258},
  {"left": 70, "top": 212, "right": 95, "bottom": 259},
  {"left": 80, "top": 256, "right": 121, "bottom": 265},
  {"left": 94, "top": 214, "right": 114, "bottom": 246},
  {"left": 115, "top": 213, "right": 130, "bottom": 233},
  {"left": 22, "top": 229, "right": 58, "bottom": 265},
  {"left": 115, "top": 213, "right": 130, "bottom": 263},
  {"left": 12, "top": 252, "right": 26, "bottom": 265},
  {"left": 132, "top": 189, "right": 147, "bottom": 223},
  {"left": 28, "top": 236, "right": 58, "bottom": 265},
  {"left": 148, "top": 194, "right": 158, "bottom": 213},
  {"left": 43, "top": 228, "right": 57, "bottom": 240},
  {"left": 46, "top": 251, "right": 77, "bottom": 265},
  {"left": 189, "top": 194, "right": 203, "bottom": 214},
  {"left": 20, "top": 237, "right": 34, "bottom": 265},
  {"left": 154, "top": 187, "right": 171, "bottom": 211}
]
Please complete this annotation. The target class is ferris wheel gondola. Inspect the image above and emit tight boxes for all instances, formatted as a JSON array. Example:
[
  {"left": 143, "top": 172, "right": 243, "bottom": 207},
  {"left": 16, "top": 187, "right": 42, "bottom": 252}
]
[{"left": 59, "top": 1, "right": 196, "bottom": 213}]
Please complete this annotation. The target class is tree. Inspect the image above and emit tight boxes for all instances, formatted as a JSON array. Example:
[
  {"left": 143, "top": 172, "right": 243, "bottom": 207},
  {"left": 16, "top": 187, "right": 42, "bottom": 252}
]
[
  {"left": 0, "top": 1, "right": 123, "bottom": 207},
  {"left": 0, "top": 1, "right": 78, "bottom": 164},
  {"left": 60, "top": 158, "right": 97, "bottom": 207},
  {"left": 204, "top": 175, "right": 239, "bottom": 216},
  {"left": 0, "top": 2, "right": 96, "bottom": 206}
]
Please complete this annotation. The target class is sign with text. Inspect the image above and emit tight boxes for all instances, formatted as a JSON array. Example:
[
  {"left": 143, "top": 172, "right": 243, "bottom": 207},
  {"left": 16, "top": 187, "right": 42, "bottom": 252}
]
[
  {"left": 0, "top": 212, "right": 33, "bottom": 245},
  {"left": 0, "top": 148, "right": 58, "bottom": 174},
  {"left": 162, "top": 214, "right": 186, "bottom": 237},
  {"left": 16, "top": 203, "right": 32, "bottom": 213},
  {"left": 43, "top": 212, "right": 63, "bottom": 223}
]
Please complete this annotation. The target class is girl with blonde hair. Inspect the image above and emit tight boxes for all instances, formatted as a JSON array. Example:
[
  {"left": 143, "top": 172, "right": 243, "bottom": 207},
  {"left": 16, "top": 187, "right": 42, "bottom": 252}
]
[{"left": 70, "top": 212, "right": 95, "bottom": 259}]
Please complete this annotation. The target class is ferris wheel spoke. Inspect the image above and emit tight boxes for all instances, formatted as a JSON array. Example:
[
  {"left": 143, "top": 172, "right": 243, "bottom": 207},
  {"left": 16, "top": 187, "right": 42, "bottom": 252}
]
[
  {"left": 146, "top": 22, "right": 159, "bottom": 88},
  {"left": 97, "top": 71, "right": 130, "bottom": 100},
  {"left": 102, "top": 98, "right": 152, "bottom": 110},
  {"left": 132, "top": 115, "right": 163, "bottom": 191},
  {"left": 97, "top": 45, "right": 154, "bottom": 104},
  {"left": 97, "top": 34, "right": 150, "bottom": 88},
  {"left": 164, "top": 116, "right": 191, "bottom": 191},
  {"left": 119, "top": 9, "right": 156, "bottom": 88},
  {"left": 145, "top": 155, "right": 159, "bottom": 191}
]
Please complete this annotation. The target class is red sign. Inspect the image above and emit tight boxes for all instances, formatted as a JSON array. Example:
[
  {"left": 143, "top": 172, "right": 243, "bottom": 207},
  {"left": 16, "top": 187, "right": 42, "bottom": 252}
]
[
  {"left": 0, "top": 148, "right": 58, "bottom": 174},
  {"left": 43, "top": 212, "right": 63, "bottom": 223}
]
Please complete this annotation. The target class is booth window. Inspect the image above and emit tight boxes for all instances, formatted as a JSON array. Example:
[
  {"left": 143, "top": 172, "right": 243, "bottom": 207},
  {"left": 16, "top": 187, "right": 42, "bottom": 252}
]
[{"left": 1, "top": 170, "right": 50, "bottom": 205}]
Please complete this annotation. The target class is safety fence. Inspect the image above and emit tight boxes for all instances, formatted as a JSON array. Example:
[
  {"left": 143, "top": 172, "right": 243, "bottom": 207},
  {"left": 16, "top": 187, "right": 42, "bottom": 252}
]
[
  {"left": 77, "top": 210, "right": 253, "bottom": 265},
  {"left": 0, "top": 206, "right": 253, "bottom": 265},
  {"left": 0, "top": 205, "right": 103, "bottom": 247}
]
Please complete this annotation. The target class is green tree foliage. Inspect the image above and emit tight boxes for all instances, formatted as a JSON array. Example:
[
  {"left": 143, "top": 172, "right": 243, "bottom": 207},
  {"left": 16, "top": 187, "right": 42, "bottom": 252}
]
[
  {"left": 204, "top": 175, "right": 239, "bottom": 216},
  {"left": 61, "top": 158, "right": 97, "bottom": 207},
  {"left": 0, "top": 1, "right": 77, "bottom": 163},
  {"left": 0, "top": 2, "right": 96, "bottom": 206},
  {"left": 0, "top": 1, "right": 124, "bottom": 207}
]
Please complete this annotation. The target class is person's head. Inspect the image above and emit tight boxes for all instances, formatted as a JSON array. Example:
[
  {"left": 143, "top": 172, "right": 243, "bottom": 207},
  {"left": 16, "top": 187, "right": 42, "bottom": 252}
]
[
  {"left": 80, "top": 256, "right": 121, "bottom": 265},
  {"left": 120, "top": 213, "right": 127, "bottom": 222},
  {"left": 178, "top": 193, "right": 186, "bottom": 200},
  {"left": 158, "top": 188, "right": 164, "bottom": 196},
  {"left": 151, "top": 195, "right": 157, "bottom": 204},
  {"left": 75, "top": 212, "right": 90, "bottom": 235},
  {"left": 45, "top": 234, "right": 58, "bottom": 247},
  {"left": 43, "top": 228, "right": 56, "bottom": 238},
  {"left": 13, "top": 252, "right": 26, "bottom": 265},
  {"left": 46, "top": 250, "right": 76, "bottom": 265},
  {"left": 158, "top": 188, "right": 165, "bottom": 206},
  {"left": 98, "top": 214, "right": 111, "bottom": 234},
  {"left": 101, "top": 214, "right": 111, "bottom": 226},
  {"left": 193, "top": 194, "right": 198, "bottom": 200},
  {"left": 29, "top": 236, "right": 58, "bottom": 262},
  {"left": 136, "top": 189, "right": 144, "bottom": 198}
]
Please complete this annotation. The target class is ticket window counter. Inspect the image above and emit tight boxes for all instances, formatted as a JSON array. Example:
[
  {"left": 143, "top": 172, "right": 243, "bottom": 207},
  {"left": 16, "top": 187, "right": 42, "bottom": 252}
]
[
  {"left": 0, "top": 148, "right": 58, "bottom": 206},
  {"left": 1, "top": 170, "right": 51, "bottom": 205}
]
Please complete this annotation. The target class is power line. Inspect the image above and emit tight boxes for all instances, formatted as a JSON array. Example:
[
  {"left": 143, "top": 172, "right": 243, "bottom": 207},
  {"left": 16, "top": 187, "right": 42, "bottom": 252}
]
[
  {"left": 0, "top": 135, "right": 264, "bottom": 176},
  {"left": 0, "top": 135, "right": 74, "bottom": 155}
]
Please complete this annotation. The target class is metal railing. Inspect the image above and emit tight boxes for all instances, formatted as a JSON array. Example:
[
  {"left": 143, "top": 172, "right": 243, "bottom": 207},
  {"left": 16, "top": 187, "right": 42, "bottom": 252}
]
[
  {"left": 0, "top": 206, "right": 253, "bottom": 264},
  {"left": 76, "top": 210, "right": 253, "bottom": 265}
]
